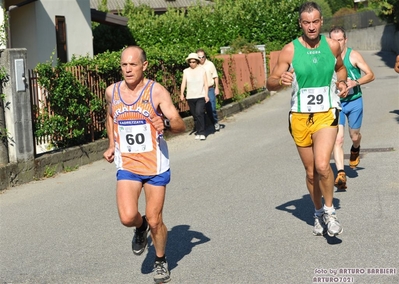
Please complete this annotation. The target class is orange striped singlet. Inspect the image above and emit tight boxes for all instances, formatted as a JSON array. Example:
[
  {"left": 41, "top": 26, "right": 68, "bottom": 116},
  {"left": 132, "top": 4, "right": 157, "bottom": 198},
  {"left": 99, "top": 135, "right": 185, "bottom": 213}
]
[{"left": 111, "top": 80, "right": 169, "bottom": 175}]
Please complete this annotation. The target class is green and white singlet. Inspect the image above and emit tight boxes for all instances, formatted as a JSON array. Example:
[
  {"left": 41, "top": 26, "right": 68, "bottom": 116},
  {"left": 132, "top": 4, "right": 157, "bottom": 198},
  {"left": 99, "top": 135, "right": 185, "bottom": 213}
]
[
  {"left": 342, "top": 47, "right": 362, "bottom": 102},
  {"left": 290, "top": 35, "right": 341, "bottom": 113}
]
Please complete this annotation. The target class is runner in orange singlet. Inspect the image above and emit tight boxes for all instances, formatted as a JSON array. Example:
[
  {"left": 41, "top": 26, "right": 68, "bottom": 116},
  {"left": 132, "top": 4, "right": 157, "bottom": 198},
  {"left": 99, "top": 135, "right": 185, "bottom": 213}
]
[{"left": 103, "top": 46, "right": 185, "bottom": 284}]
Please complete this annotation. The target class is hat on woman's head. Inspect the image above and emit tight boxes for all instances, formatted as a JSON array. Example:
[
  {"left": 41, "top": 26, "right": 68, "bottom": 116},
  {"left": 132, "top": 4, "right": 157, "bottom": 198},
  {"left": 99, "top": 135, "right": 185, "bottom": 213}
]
[{"left": 185, "top": 53, "right": 200, "bottom": 63}]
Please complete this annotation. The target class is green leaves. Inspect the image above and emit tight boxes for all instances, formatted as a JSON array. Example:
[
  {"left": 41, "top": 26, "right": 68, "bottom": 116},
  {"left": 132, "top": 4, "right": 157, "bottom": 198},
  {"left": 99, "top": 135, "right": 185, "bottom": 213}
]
[
  {"left": 33, "top": 0, "right": 308, "bottom": 149},
  {"left": 117, "top": 0, "right": 303, "bottom": 53},
  {"left": 34, "top": 59, "right": 105, "bottom": 148},
  {"left": 369, "top": 0, "right": 398, "bottom": 28}
]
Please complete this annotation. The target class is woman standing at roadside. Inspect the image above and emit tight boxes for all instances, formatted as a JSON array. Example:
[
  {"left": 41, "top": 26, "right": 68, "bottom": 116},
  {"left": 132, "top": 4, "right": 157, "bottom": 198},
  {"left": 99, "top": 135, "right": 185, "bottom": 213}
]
[{"left": 180, "top": 53, "right": 209, "bottom": 140}]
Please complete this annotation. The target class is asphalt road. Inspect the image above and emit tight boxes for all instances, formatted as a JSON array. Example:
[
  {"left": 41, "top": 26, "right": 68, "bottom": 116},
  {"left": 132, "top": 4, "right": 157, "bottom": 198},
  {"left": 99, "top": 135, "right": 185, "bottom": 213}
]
[{"left": 1, "top": 51, "right": 398, "bottom": 284}]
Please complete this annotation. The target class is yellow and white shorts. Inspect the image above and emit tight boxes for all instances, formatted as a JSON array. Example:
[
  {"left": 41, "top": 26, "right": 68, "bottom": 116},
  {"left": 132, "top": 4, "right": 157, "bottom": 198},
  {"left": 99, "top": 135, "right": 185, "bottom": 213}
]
[{"left": 289, "top": 108, "right": 339, "bottom": 147}]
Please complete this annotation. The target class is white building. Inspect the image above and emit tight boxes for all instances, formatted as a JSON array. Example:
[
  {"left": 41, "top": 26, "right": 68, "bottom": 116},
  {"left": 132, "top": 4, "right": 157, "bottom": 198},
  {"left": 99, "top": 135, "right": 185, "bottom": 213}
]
[{"left": 1, "top": 0, "right": 126, "bottom": 70}]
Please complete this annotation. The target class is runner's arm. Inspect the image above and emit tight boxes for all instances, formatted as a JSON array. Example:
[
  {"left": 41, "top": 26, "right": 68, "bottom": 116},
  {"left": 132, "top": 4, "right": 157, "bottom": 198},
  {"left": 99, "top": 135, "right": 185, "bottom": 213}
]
[
  {"left": 394, "top": 55, "right": 399, "bottom": 73},
  {"left": 350, "top": 50, "right": 375, "bottom": 86},
  {"left": 155, "top": 83, "right": 186, "bottom": 134},
  {"left": 103, "top": 85, "right": 115, "bottom": 163},
  {"left": 266, "top": 43, "right": 294, "bottom": 91},
  {"left": 327, "top": 38, "right": 348, "bottom": 98}
]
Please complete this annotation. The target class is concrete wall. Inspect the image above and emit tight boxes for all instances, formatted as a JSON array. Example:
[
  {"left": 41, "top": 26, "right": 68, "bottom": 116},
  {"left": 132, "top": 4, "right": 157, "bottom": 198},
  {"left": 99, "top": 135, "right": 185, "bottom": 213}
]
[
  {"left": 322, "top": 24, "right": 399, "bottom": 54},
  {"left": 0, "top": 139, "right": 109, "bottom": 190},
  {"left": 0, "top": 49, "right": 34, "bottom": 164}
]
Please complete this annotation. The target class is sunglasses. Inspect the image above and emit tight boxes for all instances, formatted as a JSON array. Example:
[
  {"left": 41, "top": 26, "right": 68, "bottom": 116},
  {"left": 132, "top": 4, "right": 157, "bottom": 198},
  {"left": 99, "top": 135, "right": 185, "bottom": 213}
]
[
  {"left": 198, "top": 56, "right": 205, "bottom": 59},
  {"left": 189, "top": 61, "right": 197, "bottom": 64}
]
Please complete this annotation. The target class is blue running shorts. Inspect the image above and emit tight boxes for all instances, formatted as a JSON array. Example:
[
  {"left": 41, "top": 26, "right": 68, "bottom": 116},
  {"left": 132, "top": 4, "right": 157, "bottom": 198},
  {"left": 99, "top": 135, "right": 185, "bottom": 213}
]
[
  {"left": 116, "top": 169, "right": 171, "bottom": 186},
  {"left": 339, "top": 97, "right": 363, "bottom": 129}
]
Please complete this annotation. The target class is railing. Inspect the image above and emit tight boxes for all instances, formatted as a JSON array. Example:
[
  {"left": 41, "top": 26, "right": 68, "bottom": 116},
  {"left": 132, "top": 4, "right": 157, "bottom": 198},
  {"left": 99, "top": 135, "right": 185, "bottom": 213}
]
[{"left": 28, "top": 69, "right": 52, "bottom": 155}]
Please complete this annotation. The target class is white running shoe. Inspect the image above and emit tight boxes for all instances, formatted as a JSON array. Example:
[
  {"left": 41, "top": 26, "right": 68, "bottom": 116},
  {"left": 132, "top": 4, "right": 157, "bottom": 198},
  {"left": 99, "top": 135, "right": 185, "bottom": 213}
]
[{"left": 323, "top": 212, "right": 343, "bottom": 237}]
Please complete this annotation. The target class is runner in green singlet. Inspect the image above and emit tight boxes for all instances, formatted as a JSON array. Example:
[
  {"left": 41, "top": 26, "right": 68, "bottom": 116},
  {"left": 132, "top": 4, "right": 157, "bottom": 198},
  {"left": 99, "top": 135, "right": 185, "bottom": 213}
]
[
  {"left": 329, "top": 27, "right": 375, "bottom": 190},
  {"left": 267, "top": 2, "right": 348, "bottom": 237}
]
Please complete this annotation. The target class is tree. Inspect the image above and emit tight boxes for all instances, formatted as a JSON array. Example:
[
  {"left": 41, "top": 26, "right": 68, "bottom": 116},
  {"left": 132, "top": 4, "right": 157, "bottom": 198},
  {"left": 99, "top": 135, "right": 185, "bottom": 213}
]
[
  {"left": 91, "top": 0, "right": 136, "bottom": 55},
  {"left": 119, "top": 0, "right": 303, "bottom": 53},
  {"left": 326, "top": 0, "right": 353, "bottom": 14},
  {"left": 314, "top": 0, "right": 333, "bottom": 19},
  {"left": 369, "top": 0, "right": 398, "bottom": 28}
]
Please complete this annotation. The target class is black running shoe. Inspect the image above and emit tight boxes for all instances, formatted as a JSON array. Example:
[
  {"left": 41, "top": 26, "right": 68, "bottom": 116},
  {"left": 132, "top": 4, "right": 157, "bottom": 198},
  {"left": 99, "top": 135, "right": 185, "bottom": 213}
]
[{"left": 132, "top": 217, "right": 149, "bottom": 255}]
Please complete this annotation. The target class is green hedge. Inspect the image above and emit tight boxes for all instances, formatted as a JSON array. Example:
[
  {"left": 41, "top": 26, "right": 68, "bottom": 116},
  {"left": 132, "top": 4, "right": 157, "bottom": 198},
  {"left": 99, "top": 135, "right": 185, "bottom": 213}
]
[{"left": 32, "top": 0, "right": 307, "bottom": 148}]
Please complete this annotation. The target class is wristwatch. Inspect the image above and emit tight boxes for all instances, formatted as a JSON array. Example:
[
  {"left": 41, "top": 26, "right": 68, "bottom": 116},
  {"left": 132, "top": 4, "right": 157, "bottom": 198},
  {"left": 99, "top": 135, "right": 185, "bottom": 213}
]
[
  {"left": 163, "top": 118, "right": 171, "bottom": 129},
  {"left": 355, "top": 79, "right": 360, "bottom": 86}
]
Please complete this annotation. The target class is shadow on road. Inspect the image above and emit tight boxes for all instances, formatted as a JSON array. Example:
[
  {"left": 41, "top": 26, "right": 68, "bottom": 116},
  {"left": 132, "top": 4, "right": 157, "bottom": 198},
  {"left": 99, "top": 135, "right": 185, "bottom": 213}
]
[
  {"left": 331, "top": 162, "right": 361, "bottom": 178},
  {"left": 275, "top": 194, "right": 342, "bottom": 226},
  {"left": 276, "top": 194, "right": 343, "bottom": 244},
  {"left": 389, "top": 109, "right": 399, "bottom": 123},
  {"left": 330, "top": 163, "right": 362, "bottom": 192},
  {"left": 375, "top": 50, "right": 397, "bottom": 69},
  {"left": 141, "top": 224, "right": 210, "bottom": 274}
]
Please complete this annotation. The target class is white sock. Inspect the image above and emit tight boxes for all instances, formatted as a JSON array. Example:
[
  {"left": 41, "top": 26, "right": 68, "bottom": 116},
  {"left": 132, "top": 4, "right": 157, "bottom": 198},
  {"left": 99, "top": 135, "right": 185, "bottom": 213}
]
[
  {"left": 315, "top": 208, "right": 324, "bottom": 217},
  {"left": 323, "top": 204, "right": 335, "bottom": 215}
]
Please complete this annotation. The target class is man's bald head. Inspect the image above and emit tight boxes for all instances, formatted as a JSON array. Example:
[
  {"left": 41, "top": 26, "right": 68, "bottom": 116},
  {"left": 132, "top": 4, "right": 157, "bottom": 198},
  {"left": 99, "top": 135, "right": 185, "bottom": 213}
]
[{"left": 121, "top": 46, "right": 147, "bottom": 63}]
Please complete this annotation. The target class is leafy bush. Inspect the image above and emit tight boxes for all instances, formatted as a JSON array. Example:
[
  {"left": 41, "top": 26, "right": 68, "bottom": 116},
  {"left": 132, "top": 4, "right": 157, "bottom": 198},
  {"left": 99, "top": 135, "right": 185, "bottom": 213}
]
[
  {"left": 92, "top": 24, "right": 136, "bottom": 55},
  {"left": 314, "top": 0, "right": 333, "bottom": 18},
  {"left": 369, "top": 0, "right": 398, "bottom": 28},
  {"left": 326, "top": 0, "right": 353, "bottom": 14},
  {"left": 334, "top": 7, "right": 357, "bottom": 17},
  {"left": 119, "top": 0, "right": 303, "bottom": 54},
  {"left": 35, "top": 59, "right": 104, "bottom": 148},
  {"left": 35, "top": 0, "right": 357, "bottom": 147},
  {"left": 224, "top": 36, "right": 260, "bottom": 54},
  {"left": 0, "top": 65, "right": 10, "bottom": 145}
]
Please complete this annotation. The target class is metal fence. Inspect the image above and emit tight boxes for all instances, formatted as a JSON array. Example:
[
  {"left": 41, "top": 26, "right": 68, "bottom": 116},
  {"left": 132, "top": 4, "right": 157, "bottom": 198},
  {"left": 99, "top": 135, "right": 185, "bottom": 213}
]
[{"left": 28, "top": 67, "right": 120, "bottom": 155}]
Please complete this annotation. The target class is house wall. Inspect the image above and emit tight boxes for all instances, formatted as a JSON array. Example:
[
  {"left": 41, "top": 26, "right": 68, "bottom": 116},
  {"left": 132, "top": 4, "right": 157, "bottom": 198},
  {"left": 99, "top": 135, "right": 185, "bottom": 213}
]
[
  {"left": 40, "top": 0, "right": 93, "bottom": 65},
  {"left": 8, "top": 0, "right": 93, "bottom": 70},
  {"left": 9, "top": 3, "right": 38, "bottom": 69}
]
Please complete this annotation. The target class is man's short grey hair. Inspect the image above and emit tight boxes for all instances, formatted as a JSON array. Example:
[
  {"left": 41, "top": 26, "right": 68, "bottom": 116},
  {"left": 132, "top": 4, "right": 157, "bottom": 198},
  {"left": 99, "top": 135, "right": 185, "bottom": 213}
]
[
  {"left": 329, "top": 26, "right": 347, "bottom": 39},
  {"left": 299, "top": 1, "right": 322, "bottom": 19}
]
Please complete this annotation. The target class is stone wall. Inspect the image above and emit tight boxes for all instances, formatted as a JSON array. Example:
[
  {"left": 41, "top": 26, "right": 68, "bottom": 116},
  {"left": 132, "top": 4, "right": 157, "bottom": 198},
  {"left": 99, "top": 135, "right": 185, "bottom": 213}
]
[{"left": 323, "top": 24, "right": 399, "bottom": 54}]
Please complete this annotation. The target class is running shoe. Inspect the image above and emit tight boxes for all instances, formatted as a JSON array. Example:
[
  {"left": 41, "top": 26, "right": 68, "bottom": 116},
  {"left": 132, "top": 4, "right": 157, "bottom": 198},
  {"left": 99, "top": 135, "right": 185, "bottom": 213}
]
[
  {"left": 313, "top": 215, "right": 326, "bottom": 236},
  {"left": 334, "top": 172, "right": 347, "bottom": 190},
  {"left": 200, "top": 135, "right": 206, "bottom": 140},
  {"left": 349, "top": 150, "right": 360, "bottom": 168},
  {"left": 195, "top": 135, "right": 200, "bottom": 140},
  {"left": 132, "top": 217, "right": 149, "bottom": 256},
  {"left": 214, "top": 123, "right": 220, "bottom": 131},
  {"left": 153, "top": 260, "right": 171, "bottom": 283},
  {"left": 323, "top": 212, "right": 343, "bottom": 237}
]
